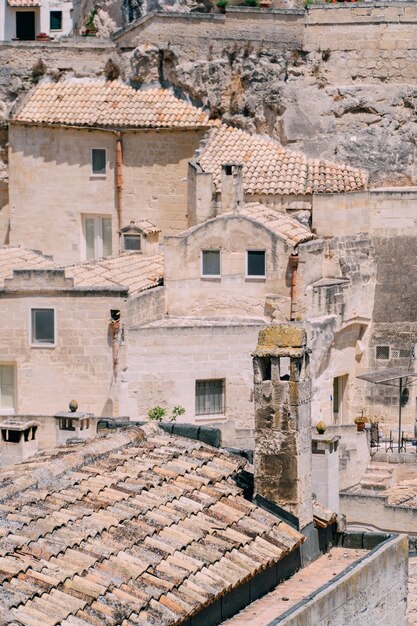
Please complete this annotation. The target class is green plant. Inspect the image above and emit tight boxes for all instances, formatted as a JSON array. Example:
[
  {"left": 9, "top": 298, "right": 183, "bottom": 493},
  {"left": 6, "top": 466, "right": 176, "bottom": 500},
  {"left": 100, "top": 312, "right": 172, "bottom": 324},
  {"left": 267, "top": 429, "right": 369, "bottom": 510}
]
[
  {"left": 147, "top": 405, "right": 166, "bottom": 422},
  {"left": 147, "top": 405, "right": 186, "bottom": 422},
  {"left": 216, "top": 0, "right": 229, "bottom": 8},
  {"left": 172, "top": 406, "right": 186, "bottom": 420},
  {"left": 243, "top": 0, "right": 259, "bottom": 6},
  {"left": 304, "top": 0, "right": 313, "bottom": 7},
  {"left": 85, "top": 8, "right": 97, "bottom": 30}
]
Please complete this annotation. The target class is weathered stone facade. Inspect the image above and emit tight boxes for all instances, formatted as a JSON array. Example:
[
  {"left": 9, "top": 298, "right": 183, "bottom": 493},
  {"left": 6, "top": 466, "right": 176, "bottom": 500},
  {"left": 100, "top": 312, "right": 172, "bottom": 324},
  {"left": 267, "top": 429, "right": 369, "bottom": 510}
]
[{"left": 253, "top": 324, "right": 313, "bottom": 529}]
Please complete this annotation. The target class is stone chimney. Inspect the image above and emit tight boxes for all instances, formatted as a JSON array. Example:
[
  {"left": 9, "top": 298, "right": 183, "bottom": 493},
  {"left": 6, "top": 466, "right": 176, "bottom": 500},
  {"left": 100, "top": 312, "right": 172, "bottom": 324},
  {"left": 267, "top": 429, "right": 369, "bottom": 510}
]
[
  {"left": 0, "top": 419, "right": 39, "bottom": 467},
  {"left": 218, "top": 163, "right": 244, "bottom": 215},
  {"left": 253, "top": 324, "right": 313, "bottom": 531},
  {"left": 54, "top": 402, "right": 94, "bottom": 445}
]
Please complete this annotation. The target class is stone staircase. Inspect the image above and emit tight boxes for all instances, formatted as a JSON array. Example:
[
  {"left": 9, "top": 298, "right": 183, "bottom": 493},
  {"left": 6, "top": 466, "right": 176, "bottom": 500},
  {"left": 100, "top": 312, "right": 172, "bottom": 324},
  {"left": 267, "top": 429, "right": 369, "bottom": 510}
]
[{"left": 358, "top": 462, "right": 395, "bottom": 492}]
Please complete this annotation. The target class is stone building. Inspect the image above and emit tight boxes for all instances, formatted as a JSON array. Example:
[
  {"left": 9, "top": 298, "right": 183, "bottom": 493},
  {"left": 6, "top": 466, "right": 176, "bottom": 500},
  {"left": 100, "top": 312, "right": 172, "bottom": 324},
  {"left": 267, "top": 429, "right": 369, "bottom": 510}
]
[
  {"left": 0, "top": 244, "right": 163, "bottom": 418},
  {"left": 8, "top": 79, "right": 214, "bottom": 264},
  {"left": 189, "top": 124, "right": 368, "bottom": 219},
  {"left": 0, "top": 0, "right": 73, "bottom": 41}
]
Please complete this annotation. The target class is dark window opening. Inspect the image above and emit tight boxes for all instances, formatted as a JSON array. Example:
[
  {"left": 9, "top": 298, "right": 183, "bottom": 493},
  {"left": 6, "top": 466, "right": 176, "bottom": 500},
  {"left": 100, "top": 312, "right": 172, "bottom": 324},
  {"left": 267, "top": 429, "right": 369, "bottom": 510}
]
[
  {"left": 202, "top": 250, "right": 221, "bottom": 276},
  {"left": 31, "top": 426, "right": 37, "bottom": 440},
  {"left": 123, "top": 234, "right": 141, "bottom": 251},
  {"left": 23, "top": 429, "right": 30, "bottom": 442},
  {"left": 59, "top": 418, "right": 75, "bottom": 431},
  {"left": 92, "top": 149, "right": 106, "bottom": 175},
  {"left": 247, "top": 251, "right": 266, "bottom": 277},
  {"left": 196, "top": 379, "right": 225, "bottom": 416},
  {"left": 376, "top": 346, "right": 390, "bottom": 360},
  {"left": 31, "top": 309, "right": 55, "bottom": 345},
  {"left": 224, "top": 165, "right": 233, "bottom": 176},
  {"left": 50, "top": 10, "right": 62, "bottom": 30}
]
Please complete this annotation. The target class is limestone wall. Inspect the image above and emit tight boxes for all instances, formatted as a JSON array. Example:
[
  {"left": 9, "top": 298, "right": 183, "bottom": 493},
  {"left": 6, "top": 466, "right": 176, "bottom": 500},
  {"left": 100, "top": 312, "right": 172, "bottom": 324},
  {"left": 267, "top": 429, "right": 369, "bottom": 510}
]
[
  {"left": 9, "top": 124, "right": 205, "bottom": 263},
  {"left": 0, "top": 291, "right": 125, "bottom": 416},
  {"left": 126, "top": 320, "right": 263, "bottom": 446},
  {"left": 278, "top": 534, "right": 408, "bottom": 626},
  {"left": 164, "top": 215, "right": 305, "bottom": 320},
  {"left": 341, "top": 492, "right": 417, "bottom": 535},
  {"left": 126, "top": 285, "right": 166, "bottom": 328}
]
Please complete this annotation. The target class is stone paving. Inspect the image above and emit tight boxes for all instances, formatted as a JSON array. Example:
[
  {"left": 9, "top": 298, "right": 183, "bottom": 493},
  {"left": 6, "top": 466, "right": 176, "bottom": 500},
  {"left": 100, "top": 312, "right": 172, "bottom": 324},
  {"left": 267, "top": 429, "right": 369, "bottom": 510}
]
[{"left": 223, "top": 547, "right": 368, "bottom": 626}]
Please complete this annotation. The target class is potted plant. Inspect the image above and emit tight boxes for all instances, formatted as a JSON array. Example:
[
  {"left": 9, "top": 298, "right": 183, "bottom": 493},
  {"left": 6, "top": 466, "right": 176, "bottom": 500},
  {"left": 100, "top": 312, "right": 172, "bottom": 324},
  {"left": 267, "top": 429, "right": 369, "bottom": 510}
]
[
  {"left": 83, "top": 9, "right": 98, "bottom": 36},
  {"left": 354, "top": 412, "right": 368, "bottom": 432},
  {"left": 216, "top": 0, "right": 229, "bottom": 13},
  {"left": 36, "top": 32, "right": 50, "bottom": 41}
]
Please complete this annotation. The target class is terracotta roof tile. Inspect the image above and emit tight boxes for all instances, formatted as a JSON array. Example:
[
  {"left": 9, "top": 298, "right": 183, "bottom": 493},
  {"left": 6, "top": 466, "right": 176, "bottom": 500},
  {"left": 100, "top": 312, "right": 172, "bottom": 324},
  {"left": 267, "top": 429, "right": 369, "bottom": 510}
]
[
  {"left": 13, "top": 80, "right": 214, "bottom": 130},
  {"left": 0, "top": 246, "right": 164, "bottom": 296},
  {"left": 0, "top": 425, "right": 303, "bottom": 624},
  {"left": 8, "top": 0, "right": 40, "bottom": 5},
  {"left": 197, "top": 125, "right": 368, "bottom": 196}
]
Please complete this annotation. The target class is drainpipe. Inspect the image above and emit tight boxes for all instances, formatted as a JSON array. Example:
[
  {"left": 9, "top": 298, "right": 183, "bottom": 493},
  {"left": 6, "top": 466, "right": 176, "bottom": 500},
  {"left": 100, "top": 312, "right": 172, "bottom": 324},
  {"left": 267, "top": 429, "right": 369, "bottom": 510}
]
[
  {"left": 115, "top": 131, "right": 123, "bottom": 238},
  {"left": 289, "top": 254, "right": 299, "bottom": 321}
]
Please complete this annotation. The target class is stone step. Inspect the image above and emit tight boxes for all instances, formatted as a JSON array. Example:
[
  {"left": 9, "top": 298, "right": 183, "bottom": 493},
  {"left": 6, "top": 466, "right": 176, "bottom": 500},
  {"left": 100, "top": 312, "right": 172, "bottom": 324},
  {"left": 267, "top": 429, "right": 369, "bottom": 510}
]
[
  {"left": 358, "top": 480, "right": 389, "bottom": 491},
  {"left": 368, "top": 463, "right": 394, "bottom": 472},
  {"left": 362, "top": 471, "right": 393, "bottom": 481}
]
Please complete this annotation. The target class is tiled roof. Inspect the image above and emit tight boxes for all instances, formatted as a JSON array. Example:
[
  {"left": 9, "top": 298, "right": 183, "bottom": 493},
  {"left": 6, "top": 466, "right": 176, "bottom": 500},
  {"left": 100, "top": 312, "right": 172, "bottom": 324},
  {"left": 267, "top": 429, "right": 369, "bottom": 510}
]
[
  {"left": 8, "top": 0, "right": 40, "bottom": 5},
  {"left": 135, "top": 220, "right": 161, "bottom": 235},
  {"left": 197, "top": 126, "right": 368, "bottom": 195},
  {"left": 0, "top": 423, "right": 303, "bottom": 625},
  {"left": 13, "top": 80, "right": 214, "bottom": 130},
  {"left": 0, "top": 246, "right": 164, "bottom": 295},
  {"left": 65, "top": 252, "right": 164, "bottom": 295},
  {"left": 237, "top": 202, "right": 315, "bottom": 247},
  {"left": 0, "top": 245, "right": 54, "bottom": 285}
]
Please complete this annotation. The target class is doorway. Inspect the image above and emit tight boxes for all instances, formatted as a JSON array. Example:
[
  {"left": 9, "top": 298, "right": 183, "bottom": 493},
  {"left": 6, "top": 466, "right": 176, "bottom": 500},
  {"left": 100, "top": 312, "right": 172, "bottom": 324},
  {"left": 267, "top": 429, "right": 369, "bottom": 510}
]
[
  {"left": 333, "top": 375, "right": 348, "bottom": 424},
  {"left": 16, "top": 12, "right": 35, "bottom": 40}
]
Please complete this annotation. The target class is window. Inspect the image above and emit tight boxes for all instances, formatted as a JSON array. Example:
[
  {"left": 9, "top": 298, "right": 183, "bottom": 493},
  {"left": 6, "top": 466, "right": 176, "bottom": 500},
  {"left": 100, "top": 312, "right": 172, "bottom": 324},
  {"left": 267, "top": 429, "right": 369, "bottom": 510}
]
[
  {"left": 31, "top": 308, "right": 55, "bottom": 345},
  {"left": 333, "top": 375, "right": 348, "bottom": 424},
  {"left": 123, "top": 234, "right": 141, "bottom": 252},
  {"left": 0, "top": 365, "right": 15, "bottom": 411},
  {"left": 376, "top": 346, "right": 390, "bottom": 360},
  {"left": 50, "top": 10, "right": 62, "bottom": 30},
  {"left": 247, "top": 250, "right": 266, "bottom": 277},
  {"left": 83, "top": 216, "right": 112, "bottom": 260},
  {"left": 202, "top": 250, "right": 220, "bottom": 277},
  {"left": 91, "top": 149, "right": 106, "bottom": 175},
  {"left": 196, "top": 379, "right": 225, "bottom": 416}
]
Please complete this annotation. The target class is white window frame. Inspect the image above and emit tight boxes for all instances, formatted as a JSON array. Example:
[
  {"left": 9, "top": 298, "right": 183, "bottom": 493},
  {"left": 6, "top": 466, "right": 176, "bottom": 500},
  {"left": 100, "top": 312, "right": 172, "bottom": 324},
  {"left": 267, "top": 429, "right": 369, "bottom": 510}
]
[
  {"left": 29, "top": 307, "right": 57, "bottom": 348},
  {"left": 246, "top": 250, "right": 266, "bottom": 279},
  {"left": 0, "top": 363, "right": 16, "bottom": 415},
  {"left": 201, "top": 249, "right": 221, "bottom": 278},
  {"left": 91, "top": 148, "right": 107, "bottom": 176},
  {"left": 82, "top": 215, "right": 112, "bottom": 260}
]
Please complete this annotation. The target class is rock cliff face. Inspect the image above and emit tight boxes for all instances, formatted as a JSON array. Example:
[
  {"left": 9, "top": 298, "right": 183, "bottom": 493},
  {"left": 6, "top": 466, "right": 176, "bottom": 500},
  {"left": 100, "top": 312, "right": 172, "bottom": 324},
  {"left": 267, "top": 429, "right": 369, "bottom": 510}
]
[
  {"left": 126, "top": 20, "right": 417, "bottom": 186},
  {"left": 1, "top": 4, "right": 417, "bottom": 188}
]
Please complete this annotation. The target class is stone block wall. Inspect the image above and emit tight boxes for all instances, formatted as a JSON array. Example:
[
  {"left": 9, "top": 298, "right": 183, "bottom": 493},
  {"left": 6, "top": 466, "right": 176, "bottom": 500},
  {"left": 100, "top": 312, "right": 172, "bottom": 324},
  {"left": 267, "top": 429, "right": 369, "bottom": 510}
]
[
  {"left": 0, "top": 292, "right": 125, "bottom": 416},
  {"left": 126, "top": 320, "right": 263, "bottom": 446},
  {"left": 278, "top": 534, "right": 408, "bottom": 626}
]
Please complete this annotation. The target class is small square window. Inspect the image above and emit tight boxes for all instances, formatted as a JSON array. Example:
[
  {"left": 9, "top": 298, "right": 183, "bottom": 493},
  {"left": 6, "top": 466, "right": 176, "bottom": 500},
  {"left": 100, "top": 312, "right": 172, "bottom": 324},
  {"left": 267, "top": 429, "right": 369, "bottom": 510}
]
[
  {"left": 31, "top": 309, "right": 55, "bottom": 345},
  {"left": 196, "top": 379, "right": 225, "bottom": 416},
  {"left": 91, "top": 149, "right": 106, "bottom": 175},
  {"left": 202, "top": 250, "right": 220, "bottom": 277},
  {"left": 247, "top": 250, "right": 266, "bottom": 277},
  {"left": 50, "top": 10, "right": 62, "bottom": 30},
  {"left": 376, "top": 346, "right": 390, "bottom": 360},
  {"left": 123, "top": 234, "right": 141, "bottom": 252}
]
